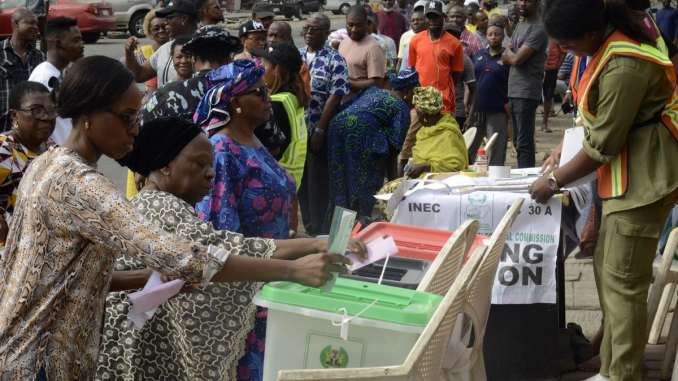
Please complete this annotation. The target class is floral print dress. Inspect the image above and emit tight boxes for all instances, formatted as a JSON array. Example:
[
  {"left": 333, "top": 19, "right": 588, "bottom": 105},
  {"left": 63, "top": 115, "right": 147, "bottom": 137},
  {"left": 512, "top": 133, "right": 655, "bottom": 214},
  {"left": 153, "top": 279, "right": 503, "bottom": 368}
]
[{"left": 195, "top": 133, "right": 296, "bottom": 381}]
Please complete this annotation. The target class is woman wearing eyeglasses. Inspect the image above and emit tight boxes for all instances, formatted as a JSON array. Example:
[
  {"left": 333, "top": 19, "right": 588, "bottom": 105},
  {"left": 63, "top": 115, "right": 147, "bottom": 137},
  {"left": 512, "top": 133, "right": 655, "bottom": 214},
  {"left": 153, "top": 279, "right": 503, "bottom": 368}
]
[
  {"left": 470, "top": 21, "right": 510, "bottom": 165},
  {"left": 234, "top": 20, "right": 267, "bottom": 61},
  {"left": 0, "top": 82, "right": 56, "bottom": 247},
  {"left": 194, "top": 59, "right": 297, "bottom": 381}
]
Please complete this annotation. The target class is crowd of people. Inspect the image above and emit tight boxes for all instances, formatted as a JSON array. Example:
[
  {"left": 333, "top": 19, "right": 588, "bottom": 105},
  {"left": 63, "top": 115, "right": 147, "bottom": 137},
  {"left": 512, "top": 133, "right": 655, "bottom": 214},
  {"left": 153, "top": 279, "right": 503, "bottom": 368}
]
[{"left": 0, "top": 0, "right": 676, "bottom": 380}]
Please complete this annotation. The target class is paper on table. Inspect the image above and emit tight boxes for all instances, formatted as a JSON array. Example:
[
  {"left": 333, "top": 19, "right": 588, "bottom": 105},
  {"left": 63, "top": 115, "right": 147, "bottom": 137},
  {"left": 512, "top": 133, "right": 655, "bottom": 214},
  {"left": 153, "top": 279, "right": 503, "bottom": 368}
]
[
  {"left": 127, "top": 271, "right": 185, "bottom": 329},
  {"left": 346, "top": 236, "right": 399, "bottom": 271},
  {"left": 559, "top": 127, "right": 597, "bottom": 187}
]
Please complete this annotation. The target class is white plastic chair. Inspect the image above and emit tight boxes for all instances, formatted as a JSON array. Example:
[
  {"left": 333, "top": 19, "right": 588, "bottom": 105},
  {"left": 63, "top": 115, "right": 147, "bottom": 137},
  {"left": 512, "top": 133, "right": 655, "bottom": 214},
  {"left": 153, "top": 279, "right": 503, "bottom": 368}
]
[
  {"left": 483, "top": 132, "right": 499, "bottom": 153},
  {"left": 276, "top": 245, "right": 490, "bottom": 381},
  {"left": 646, "top": 227, "right": 678, "bottom": 380},
  {"left": 417, "top": 219, "right": 480, "bottom": 296},
  {"left": 463, "top": 127, "right": 477, "bottom": 150},
  {"left": 444, "top": 199, "right": 525, "bottom": 380}
]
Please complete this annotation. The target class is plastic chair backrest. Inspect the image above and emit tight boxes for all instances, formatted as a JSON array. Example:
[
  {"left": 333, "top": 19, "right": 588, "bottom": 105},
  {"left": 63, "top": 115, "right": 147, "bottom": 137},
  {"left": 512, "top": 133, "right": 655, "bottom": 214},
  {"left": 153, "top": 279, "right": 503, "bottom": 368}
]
[
  {"left": 463, "top": 127, "right": 477, "bottom": 149},
  {"left": 484, "top": 132, "right": 499, "bottom": 152},
  {"left": 463, "top": 199, "right": 524, "bottom": 368},
  {"left": 417, "top": 219, "right": 479, "bottom": 296},
  {"left": 275, "top": 245, "right": 490, "bottom": 381}
]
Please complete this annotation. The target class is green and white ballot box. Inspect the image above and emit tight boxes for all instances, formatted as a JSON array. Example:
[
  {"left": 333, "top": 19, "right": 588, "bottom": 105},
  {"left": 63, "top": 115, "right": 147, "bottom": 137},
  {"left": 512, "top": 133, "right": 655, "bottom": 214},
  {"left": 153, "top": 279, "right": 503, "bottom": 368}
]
[{"left": 253, "top": 278, "right": 443, "bottom": 380}]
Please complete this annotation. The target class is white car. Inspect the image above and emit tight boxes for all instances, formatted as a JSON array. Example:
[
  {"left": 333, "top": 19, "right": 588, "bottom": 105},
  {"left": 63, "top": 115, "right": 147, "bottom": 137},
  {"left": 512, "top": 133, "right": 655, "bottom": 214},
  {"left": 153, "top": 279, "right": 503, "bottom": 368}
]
[
  {"left": 325, "top": 0, "right": 359, "bottom": 14},
  {"left": 108, "top": 0, "right": 156, "bottom": 38}
]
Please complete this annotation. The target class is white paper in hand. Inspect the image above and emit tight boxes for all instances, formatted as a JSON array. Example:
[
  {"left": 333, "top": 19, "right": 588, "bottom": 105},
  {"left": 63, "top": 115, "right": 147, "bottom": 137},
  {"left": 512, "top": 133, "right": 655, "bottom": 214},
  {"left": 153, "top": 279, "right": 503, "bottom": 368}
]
[
  {"left": 346, "top": 236, "right": 399, "bottom": 271},
  {"left": 560, "top": 127, "right": 597, "bottom": 187}
]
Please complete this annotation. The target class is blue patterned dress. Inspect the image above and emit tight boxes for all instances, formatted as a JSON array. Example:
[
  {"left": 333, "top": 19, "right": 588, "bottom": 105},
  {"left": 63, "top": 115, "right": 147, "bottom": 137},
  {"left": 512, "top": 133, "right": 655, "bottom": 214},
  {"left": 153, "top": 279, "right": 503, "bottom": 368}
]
[
  {"left": 195, "top": 133, "right": 296, "bottom": 381},
  {"left": 324, "top": 86, "right": 411, "bottom": 232}
]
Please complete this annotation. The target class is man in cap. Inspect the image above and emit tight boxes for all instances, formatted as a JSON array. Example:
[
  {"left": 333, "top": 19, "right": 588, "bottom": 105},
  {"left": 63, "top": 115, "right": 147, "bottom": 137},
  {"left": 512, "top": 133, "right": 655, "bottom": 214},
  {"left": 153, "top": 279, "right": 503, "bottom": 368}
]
[
  {"left": 124, "top": 0, "right": 198, "bottom": 88},
  {"left": 408, "top": 0, "right": 463, "bottom": 114},
  {"left": 252, "top": 2, "right": 275, "bottom": 29},
  {"left": 195, "top": 0, "right": 225, "bottom": 26},
  {"left": 234, "top": 19, "right": 267, "bottom": 60},
  {"left": 339, "top": 5, "right": 386, "bottom": 100}
]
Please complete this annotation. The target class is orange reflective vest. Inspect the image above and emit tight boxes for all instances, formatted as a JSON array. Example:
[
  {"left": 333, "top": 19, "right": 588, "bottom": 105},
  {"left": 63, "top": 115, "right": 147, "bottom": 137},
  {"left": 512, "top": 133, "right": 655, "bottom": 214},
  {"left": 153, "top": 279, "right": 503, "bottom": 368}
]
[{"left": 571, "top": 30, "right": 678, "bottom": 200}]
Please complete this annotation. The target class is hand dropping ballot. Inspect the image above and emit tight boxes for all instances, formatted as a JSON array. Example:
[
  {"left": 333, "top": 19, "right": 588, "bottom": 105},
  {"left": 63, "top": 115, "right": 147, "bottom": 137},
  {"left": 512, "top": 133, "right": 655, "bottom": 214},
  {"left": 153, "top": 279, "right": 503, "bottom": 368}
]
[
  {"left": 127, "top": 271, "right": 185, "bottom": 329},
  {"left": 346, "top": 236, "right": 399, "bottom": 272},
  {"left": 319, "top": 206, "right": 356, "bottom": 292}
]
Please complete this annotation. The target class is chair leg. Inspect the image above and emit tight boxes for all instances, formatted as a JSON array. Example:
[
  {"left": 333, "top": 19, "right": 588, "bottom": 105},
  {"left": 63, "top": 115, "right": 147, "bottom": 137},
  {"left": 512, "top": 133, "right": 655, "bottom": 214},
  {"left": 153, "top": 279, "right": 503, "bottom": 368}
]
[
  {"left": 469, "top": 351, "right": 487, "bottom": 381},
  {"left": 660, "top": 308, "right": 678, "bottom": 380},
  {"left": 649, "top": 284, "right": 676, "bottom": 345}
]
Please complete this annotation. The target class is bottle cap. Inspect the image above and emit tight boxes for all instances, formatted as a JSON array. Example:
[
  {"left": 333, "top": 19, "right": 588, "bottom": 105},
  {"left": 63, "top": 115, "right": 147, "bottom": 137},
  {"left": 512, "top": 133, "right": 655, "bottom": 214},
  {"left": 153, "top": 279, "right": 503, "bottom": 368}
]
[{"left": 478, "top": 149, "right": 486, "bottom": 155}]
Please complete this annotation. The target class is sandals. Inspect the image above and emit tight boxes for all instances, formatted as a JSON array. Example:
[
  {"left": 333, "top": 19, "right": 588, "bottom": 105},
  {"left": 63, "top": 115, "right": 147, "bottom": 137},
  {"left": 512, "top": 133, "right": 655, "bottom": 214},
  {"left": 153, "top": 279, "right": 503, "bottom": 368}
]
[{"left": 541, "top": 125, "right": 553, "bottom": 133}]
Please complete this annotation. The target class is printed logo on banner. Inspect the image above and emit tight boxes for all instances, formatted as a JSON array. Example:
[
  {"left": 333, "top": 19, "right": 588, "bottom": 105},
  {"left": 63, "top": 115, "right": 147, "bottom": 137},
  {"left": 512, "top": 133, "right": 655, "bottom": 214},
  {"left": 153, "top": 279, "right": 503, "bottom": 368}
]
[
  {"left": 320, "top": 346, "right": 349, "bottom": 368},
  {"left": 462, "top": 193, "right": 493, "bottom": 230}
]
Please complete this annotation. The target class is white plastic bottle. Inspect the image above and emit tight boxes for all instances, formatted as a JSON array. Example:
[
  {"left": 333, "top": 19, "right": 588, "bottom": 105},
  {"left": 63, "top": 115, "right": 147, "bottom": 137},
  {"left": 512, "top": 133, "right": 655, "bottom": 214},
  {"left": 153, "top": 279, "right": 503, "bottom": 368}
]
[{"left": 476, "top": 149, "right": 488, "bottom": 176}]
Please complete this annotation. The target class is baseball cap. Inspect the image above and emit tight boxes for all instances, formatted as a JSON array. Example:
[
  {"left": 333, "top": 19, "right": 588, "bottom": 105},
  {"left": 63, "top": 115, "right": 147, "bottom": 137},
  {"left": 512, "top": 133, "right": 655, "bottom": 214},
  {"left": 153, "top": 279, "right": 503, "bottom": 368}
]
[
  {"left": 443, "top": 23, "right": 462, "bottom": 38},
  {"left": 239, "top": 20, "right": 267, "bottom": 38},
  {"left": 425, "top": 0, "right": 445, "bottom": 16},
  {"left": 155, "top": 0, "right": 198, "bottom": 17},
  {"left": 413, "top": 0, "right": 428, "bottom": 11},
  {"left": 251, "top": 41, "right": 302, "bottom": 72},
  {"left": 182, "top": 25, "right": 243, "bottom": 55},
  {"left": 252, "top": 2, "right": 276, "bottom": 18}
]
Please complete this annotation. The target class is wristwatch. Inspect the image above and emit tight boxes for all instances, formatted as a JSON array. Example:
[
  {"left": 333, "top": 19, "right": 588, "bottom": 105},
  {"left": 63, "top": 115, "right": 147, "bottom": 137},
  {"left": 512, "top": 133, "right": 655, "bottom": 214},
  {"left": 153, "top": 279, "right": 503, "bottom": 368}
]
[{"left": 547, "top": 172, "right": 560, "bottom": 191}]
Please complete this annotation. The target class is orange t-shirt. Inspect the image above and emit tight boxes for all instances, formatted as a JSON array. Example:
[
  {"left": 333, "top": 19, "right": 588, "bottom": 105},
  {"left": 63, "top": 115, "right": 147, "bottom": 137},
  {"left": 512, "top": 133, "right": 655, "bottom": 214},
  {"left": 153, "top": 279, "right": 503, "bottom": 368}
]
[
  {"left": 545, "top": 40, "right": 565, "bottom": 71},
  {"left": 408, "top": 31, "right": 464, "bottom": 114}
]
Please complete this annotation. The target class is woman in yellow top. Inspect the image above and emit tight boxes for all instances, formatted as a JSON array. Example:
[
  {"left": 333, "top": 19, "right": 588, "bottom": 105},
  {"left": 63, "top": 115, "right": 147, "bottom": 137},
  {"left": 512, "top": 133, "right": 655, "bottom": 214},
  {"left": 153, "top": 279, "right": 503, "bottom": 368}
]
[
  {"left": 407, "top": 86, "right": 469, "bottom": 178},
  {"left": 530, "top": 1, "right": 678, "bottom": 380},
  {"left": 0, "top": 82, "right": 55, "bottom": 247}
]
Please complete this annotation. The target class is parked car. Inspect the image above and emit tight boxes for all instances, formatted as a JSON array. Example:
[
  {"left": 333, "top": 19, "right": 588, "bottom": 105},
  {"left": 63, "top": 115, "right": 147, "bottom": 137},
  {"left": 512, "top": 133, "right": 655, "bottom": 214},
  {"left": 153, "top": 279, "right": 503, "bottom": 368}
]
[
  {"left": 256, "top": 0, "right": 324, "bottom": 19},
  {"left": 325, "top": 0, "right": 358, "bottom": 14},
  {"left": 107, "top": 0, "right": 155, "bottom": 38},
  {"left": 0, "top": 0, "right": 116, "bottom": 43}
]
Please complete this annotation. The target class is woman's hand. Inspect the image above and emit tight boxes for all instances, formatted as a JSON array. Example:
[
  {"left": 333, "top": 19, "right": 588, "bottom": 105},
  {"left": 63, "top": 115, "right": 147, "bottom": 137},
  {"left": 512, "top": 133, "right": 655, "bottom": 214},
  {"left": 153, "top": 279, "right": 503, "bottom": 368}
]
[
  {"left": 347, "top": 238, "right": 368, "bottom": 262},
  {"left": 529, "top": 175, "right": 555, "bottom": 205},
  {"left": 290, "top": 253, "right": 353, "bottom": 288},
  {"left": 540, "top": 140, "right": 564, "bottom": 173},
  {"left": 125, "top": 36, "right": 139, "bottom": 54},
  {"left": 406, "top": 163, "right": 429, "bottom": 179}
]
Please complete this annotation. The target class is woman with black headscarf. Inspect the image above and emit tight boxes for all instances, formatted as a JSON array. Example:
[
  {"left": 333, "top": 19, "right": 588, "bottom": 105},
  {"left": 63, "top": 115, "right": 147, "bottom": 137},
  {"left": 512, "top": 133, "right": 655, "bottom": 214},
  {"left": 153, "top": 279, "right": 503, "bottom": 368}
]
[{"left": 99, "top": 116, "right": 367, "bottom": 380}]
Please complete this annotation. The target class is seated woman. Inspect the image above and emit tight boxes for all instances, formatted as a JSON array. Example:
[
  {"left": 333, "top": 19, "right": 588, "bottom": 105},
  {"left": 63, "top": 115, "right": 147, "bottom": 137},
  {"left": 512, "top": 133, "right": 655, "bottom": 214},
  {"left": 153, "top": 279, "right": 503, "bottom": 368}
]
[
  {"left": 194, "top": 60, "right": 298, "bottom": 380},
  {"left": 252, "top": 41, "right": 310, "bottom": 189},
  {"left": 0, "top": 82, "right": 56, "bottom": 246},
  {"left": 98, "top": 116, "right": 366, "bottom": 380},
  {"left": 171, "top": 35, "right": 194, "bottom": 82},
  {"left": 406, "top": 86, "right": 469, "bottom": 179}
]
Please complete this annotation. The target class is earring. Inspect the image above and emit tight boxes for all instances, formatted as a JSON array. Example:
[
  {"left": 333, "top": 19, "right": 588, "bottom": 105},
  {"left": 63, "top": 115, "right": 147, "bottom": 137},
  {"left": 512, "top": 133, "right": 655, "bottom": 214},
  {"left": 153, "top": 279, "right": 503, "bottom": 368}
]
[
  {"left": 423, "top": 118, "right": 428, "bottom": 123},
  {"left": 84, "top": 120, "right": 90, "bottom": 130},
  {"left": 182, "top": 21, "right": 186, "bottom": 26},
  {"left": 12, "top": 120, "right": 18, "bottom": 130},
  {"left": 236, "top": 108, "right": 242, "bottom": 114},
  {"left": 403, "top": 95, "right": 407, "bottom": 100}
]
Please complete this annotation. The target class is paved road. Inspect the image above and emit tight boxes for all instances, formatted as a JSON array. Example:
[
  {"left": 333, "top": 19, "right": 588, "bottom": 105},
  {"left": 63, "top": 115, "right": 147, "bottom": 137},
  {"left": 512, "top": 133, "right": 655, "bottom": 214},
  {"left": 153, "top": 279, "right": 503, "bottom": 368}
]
[{"left": 85, "top": 14, "right": 346, "bottom": 192}]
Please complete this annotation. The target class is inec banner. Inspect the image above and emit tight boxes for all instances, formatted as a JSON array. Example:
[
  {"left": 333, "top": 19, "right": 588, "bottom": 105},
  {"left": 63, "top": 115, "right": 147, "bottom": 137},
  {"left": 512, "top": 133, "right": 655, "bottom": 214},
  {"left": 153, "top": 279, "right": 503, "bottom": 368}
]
[{"left": 391, "top": 190, "right": 561, "bottom": 304}]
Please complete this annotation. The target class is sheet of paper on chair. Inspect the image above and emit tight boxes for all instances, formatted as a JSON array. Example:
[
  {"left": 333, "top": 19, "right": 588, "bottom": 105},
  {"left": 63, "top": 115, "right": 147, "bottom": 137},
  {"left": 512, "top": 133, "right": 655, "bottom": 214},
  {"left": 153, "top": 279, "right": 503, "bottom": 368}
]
[{"left": 347, "top": 236, "right": 398, "bottom": 271}]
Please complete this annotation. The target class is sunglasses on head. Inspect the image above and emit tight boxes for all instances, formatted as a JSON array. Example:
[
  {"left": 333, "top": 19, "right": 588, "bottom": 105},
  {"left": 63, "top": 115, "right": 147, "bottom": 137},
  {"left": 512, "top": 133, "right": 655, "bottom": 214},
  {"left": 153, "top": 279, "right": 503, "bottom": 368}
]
[
  {"left": 489, "top": 22, "right": 504, "bottom": 28},
  {"left": 240, "top": 84, "right": 269, "bottom": 102},
  {"left": 106, "top": 108, "right": 142, "bottom": 130}
]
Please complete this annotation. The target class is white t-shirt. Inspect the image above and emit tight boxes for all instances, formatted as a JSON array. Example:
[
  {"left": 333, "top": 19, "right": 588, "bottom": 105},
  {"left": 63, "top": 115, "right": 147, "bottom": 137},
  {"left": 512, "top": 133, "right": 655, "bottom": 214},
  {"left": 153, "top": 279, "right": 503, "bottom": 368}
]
[
  {"left": 149, "top": 41, "right": 177, "bottom": 88},
  {"left": 28, "top": 61, "right": 72, "bottom": 145}
]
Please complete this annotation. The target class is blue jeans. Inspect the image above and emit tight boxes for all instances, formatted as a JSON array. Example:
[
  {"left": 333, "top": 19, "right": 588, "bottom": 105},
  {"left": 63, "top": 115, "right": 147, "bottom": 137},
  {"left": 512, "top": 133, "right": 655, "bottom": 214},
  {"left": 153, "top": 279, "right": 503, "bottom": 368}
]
[
  {"left": 38, "top": 367, "right": 47, "bottom": 381},
  {"left": 509, "top": 97, "right": 540, "bottom": 168}
]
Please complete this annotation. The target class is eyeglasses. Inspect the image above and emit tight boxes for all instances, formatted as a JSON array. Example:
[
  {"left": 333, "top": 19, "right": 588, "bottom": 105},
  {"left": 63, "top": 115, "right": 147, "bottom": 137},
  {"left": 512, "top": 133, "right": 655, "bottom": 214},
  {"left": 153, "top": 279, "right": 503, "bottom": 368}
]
[
  {"left": 246, "top": 36, "right": 266, "bottom": 44},
  {"left": 15, "top": 106, "right": 57, "bottom": 120},
  {"left": 302, "top": 26, "right": 328, "bottom": 35},
  {"left": 106, "top": 108, "right": 142, "bottom": 130},
  {"left": 206, "top": 4, "right": 221, "bottom": 10},
  {"left": 151, "top": 25, "right": 166, "bottom": 33},
  {"left": 240, "top": 84, "right": 269, "bottom": 102}
]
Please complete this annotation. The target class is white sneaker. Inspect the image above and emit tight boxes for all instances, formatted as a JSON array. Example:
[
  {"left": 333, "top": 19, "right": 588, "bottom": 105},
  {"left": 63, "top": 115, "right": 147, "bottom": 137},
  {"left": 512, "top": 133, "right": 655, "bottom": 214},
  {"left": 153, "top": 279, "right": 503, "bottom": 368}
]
[{"left": 584, "top": 375, "right": 610, "bottom": 381}]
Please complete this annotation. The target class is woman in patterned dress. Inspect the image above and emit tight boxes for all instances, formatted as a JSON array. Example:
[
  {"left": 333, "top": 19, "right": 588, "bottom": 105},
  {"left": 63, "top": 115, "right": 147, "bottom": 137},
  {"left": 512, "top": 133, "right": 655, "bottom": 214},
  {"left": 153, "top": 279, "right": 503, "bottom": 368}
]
[
  {"left": 0, "top": 82, "right": 56, "bottom": 247},
  {"left": 0, "top": 56, "right": 353, "bottom": 381},
  {"left": 99, "top": 116, "right": 366, "bottom": 380},
  {"left": 193, "top": 60, "right": 298, "bottom": 381}
]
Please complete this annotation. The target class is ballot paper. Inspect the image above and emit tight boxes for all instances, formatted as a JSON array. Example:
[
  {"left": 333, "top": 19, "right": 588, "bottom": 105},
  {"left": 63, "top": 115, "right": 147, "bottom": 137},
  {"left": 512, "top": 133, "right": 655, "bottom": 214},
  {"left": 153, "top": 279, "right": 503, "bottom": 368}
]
[
  {"left": 559, "top": 126, "right": 598, "bottom": 187},
  {"left": 127, "top": 271, "right": 185, "bottom": 329},
  {"left": 346, "top": 236, "right": 399, "bottom": 271},
  {"left": 319, "top": 206, "right": 356, "bottom": 292}
]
